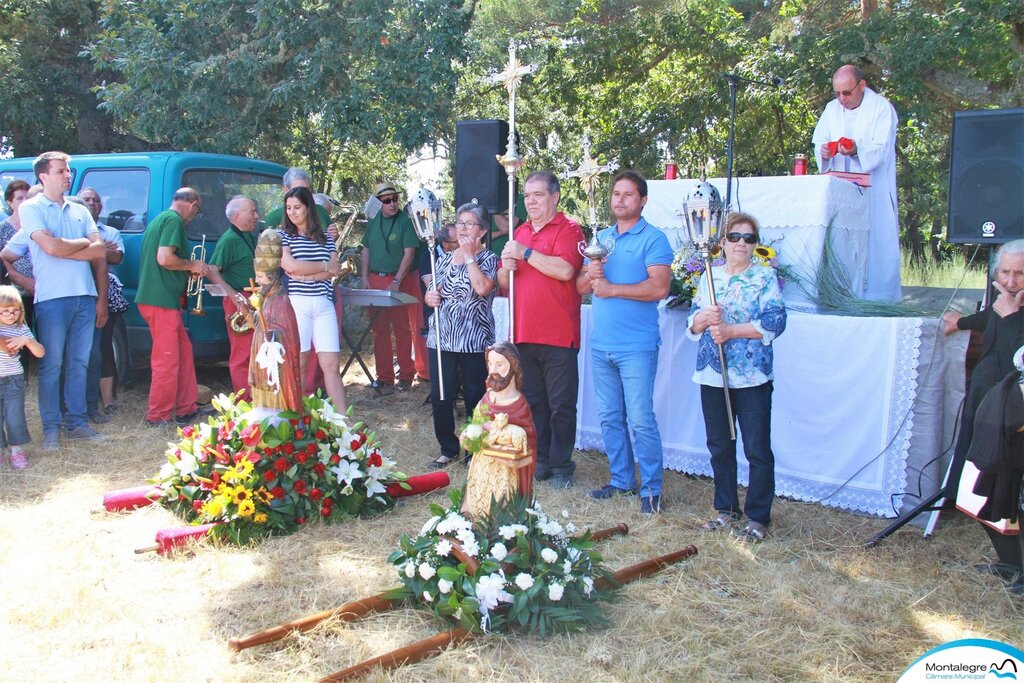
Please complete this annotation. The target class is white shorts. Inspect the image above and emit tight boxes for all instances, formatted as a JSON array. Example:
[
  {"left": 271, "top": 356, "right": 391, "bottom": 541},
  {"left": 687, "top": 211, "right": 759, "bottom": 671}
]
[{"left": 288, "top": 294, "right": 340, "bottom": 353}]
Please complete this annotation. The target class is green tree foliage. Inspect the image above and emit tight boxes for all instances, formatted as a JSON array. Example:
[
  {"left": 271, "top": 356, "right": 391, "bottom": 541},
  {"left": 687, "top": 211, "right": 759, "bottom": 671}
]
[{"left": 89, "top": 0, "right": 474, "bottom": 156}]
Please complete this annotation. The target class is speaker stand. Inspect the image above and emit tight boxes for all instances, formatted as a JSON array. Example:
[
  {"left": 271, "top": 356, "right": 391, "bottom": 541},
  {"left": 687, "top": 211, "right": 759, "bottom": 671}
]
[{"left": 864, "top": 435, "right": 958, "bottom": 548}]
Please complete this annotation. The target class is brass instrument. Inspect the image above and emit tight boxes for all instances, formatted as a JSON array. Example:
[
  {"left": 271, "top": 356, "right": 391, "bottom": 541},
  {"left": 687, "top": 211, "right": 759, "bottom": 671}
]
[
  {"left": 228, "top": 305, "right": 253, "bottom": 334},
  {"left": 186, "top": 235, "right": 207, "bottom": 316}
]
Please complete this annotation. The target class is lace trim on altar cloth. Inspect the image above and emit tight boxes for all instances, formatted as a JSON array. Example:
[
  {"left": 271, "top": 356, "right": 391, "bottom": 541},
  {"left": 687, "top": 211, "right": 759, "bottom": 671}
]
[{"left": 575, "top": 317, "right": 924, "bottom": 518}]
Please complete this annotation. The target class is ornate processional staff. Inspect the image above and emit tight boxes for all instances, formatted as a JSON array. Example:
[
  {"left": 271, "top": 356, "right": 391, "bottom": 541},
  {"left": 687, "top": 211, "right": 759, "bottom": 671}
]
[
  {"left": 408, "top": 189, "right": 447, "bottom": 401},
  {"left": 564, "top": 132, "right": 619, "bottom": 260},
  {"left": 492, "top": 39, "right": 532, "bottom": 342}
]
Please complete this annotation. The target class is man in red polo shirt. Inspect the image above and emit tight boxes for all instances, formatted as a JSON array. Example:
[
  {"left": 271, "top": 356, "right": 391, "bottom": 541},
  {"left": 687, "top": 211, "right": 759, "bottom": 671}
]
[{"left": 498, "top": 171, "right": 585, "bottom": 488}]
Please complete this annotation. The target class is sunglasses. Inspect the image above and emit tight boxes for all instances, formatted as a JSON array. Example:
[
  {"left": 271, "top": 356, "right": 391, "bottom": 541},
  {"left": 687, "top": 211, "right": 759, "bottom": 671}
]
[
  {"left": 725, "top": 232, "right": 757, "bottom": 244},
  {"left": 379, "top": 196, "right": 399, "bottom": 205}
]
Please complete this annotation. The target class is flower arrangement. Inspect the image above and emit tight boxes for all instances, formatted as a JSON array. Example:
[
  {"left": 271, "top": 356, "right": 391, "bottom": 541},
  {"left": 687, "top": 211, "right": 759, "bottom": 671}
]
[
  {"left": 387, "top": 490, "right": 613, "bottom": 636},
  {"left": 667, "top": 239, "right": 794, "bottom": 308},
  {"left": 153, "top": 392, "right": 406, "bottom": 545}
]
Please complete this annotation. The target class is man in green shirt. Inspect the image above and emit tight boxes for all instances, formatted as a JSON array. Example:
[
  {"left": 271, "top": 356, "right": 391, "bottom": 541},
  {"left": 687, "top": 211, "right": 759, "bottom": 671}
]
[
  {"left": 359, "top": 182, "right": 426, "bottom": 392},
  {"left": 209, "top": 195, "right": 258, "bottom": 399},
  {"left": 136, "top": 187, "right": 215, "bottom": 425}
]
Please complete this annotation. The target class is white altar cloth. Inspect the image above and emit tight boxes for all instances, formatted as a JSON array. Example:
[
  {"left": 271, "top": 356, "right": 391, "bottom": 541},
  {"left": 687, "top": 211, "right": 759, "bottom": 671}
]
[
  {"left": 645, "top": 176, "right": 870, "bottom": 302},
  {"left": 573, "top": 305, "right": 967, "bottom": 517}
]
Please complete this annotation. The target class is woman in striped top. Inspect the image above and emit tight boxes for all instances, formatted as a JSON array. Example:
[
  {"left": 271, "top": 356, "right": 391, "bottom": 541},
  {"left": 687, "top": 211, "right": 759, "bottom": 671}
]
[
  {"left": 424, "top": 203, "right": 498, "bottom": 468},
  {"left": 279, "top": 186, "right": 347, "bottom": 412}
]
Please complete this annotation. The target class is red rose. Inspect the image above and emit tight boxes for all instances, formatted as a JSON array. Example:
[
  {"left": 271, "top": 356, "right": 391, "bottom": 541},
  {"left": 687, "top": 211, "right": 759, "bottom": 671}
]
[
  {"left": 282, "top": 443, "right": 295, "bottom": 455},
  {"left": 303, "top": 415, "right": 312, "bottom": 425},
  {"left": 240, "top": 424, "right": 262, "bottom": 447},
  {"left": 305, "top": 443, "right": 317, "bottom": 455},
  {"left": 295, "top": 451, "right": 309, "bottom": 464},
  {"left": 368, "top": 452, "right": 382, "bottom": 468},
  {"left": 310, "top": 487, "right": 323, "bottom": 501},
  {"left": 349, "top": 439, "right": 361, "bottom": 451},
  {"left": 329, "top": 454, "right": 341, "bottom": 464},
  {"left": 293, "top": 480, "right": 308, "bottom": 495},
  {"left": 262, "top": 470, "right": 276, "bottom": 483},
  {"left": 274, "top": 457, "right": 289, "bottom": 472},
  {"left": 320, "top": 506, "right": 332, "bottom": 517},
  {"left": 315, "top": 430, "right": 326, "bottom": 440},
  {"left": 295, "top": 429, "right": 305, "bottom": 440},
  {"left": 271, "top": 486, "right": 286, "bottom": 499},
  {"left": 295, "top": 517, "right": 306, "bottom": 525},
  {"left": 289, "top": 418, "right": 299, "bottom": 426},
  {"left": 313, "top": 463, "right": 326, "bottom": 476}
]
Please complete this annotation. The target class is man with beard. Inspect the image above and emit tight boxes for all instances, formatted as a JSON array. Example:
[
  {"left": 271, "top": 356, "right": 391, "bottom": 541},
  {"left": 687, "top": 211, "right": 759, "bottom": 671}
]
[
  {"left": 463, "top": 342, "right": 537, "bottom": 517},
  {"left": 498, "top": 171, "right": 585, "bottom": 488}
]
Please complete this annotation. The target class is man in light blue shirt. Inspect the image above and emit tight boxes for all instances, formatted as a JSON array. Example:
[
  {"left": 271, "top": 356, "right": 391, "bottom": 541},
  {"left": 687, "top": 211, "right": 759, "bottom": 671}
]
[
  {"left": 575, "top": 170, "right": 673, "bottom": 514},
  {"left": 18, "top": 151, "right": 107, "bottom": 448}
]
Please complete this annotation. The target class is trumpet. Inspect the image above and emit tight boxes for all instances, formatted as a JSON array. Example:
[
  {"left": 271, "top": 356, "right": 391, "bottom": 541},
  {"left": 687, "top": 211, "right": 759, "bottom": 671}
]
[{"left": 186, "top": 235, "right": 207, "bottom": 317}]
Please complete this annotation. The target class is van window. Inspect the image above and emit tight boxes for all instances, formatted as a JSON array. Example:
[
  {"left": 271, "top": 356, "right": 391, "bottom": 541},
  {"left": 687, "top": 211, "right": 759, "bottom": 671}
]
[
  {"left": 1, "top": 171, "right": 37, "bottom": 198},
  {"left": 181, "top": 170, "right": 283, "bottom": 241},
  {"left": 78, "top": 168, "right": 151, "bottom": 232}
]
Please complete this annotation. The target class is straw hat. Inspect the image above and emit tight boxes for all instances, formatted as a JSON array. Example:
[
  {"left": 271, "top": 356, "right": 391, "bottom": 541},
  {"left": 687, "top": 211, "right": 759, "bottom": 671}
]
[{"left": 374, "top": 182, "right": 400, "bottom": 198}]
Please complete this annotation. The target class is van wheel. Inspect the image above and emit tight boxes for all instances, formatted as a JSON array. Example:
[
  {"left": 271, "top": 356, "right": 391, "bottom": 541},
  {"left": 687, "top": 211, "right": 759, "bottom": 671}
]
[{"left": 112, "top": 315, "right": 133, "bottom": 391}]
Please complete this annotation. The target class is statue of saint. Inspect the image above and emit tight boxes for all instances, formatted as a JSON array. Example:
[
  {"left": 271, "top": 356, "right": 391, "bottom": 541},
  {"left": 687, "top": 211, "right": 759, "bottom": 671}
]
[
  {"left": 247, "top": 230, "right": 303, "bottom": 416},
  {"left": 461, "top": 341, "right": 537, "bottom": 519}
]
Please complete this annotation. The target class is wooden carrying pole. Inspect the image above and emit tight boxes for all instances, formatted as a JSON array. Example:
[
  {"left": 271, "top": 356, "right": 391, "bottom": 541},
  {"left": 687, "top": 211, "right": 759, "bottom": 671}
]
[
  {"left": 320, "top": 544, "right": 698, "bottom": 681},
  {"left": 228, "top": 592, "right": 400, "bottom": 652}
]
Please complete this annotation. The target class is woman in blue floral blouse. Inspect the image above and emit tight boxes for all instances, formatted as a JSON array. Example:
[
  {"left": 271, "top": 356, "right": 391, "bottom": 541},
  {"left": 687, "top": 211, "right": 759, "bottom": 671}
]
[{"left": 687, "top": 212, "right": 787, "bottom": 543}]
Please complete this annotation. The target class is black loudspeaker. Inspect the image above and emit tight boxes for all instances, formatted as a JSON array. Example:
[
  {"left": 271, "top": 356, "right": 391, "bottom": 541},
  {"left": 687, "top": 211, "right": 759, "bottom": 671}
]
[
  {"left": 947, "top": 108, "right": 1024, "bottom": 244},
  {"left": 455, "top": 119, "right": 510, "bottom": 214}
]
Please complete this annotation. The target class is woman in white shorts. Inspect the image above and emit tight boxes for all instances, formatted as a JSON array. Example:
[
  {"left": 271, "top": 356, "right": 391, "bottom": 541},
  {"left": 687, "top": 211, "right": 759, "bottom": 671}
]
[{"left": 279, "top": 186, "right": 347, "bottom": 411}]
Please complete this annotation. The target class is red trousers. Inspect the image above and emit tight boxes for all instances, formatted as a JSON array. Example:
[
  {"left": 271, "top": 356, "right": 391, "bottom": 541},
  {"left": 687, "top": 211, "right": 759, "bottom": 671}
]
[
  {"left": 222, "top": 296, "right": 254, "bottom": 401},
  {"left": 368, "top": 272, "right": 421, "bottom": 384},
  {"left": 139, "top": 304, "right": 198, "bottom": 421}
]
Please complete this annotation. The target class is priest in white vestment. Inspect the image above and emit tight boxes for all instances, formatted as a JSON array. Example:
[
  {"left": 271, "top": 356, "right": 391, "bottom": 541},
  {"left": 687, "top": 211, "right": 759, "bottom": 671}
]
[{"left": 813, "top": 65, "right": 902, "bottom": 302}]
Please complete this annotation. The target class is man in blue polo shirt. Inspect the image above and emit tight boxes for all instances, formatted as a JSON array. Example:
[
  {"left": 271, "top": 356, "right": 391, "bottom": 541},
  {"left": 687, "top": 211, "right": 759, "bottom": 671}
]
[
  {"left": 18, "top": 151, "right": 108, "bottom": 449},
  {"left": 575, "top": 170, "right": 673, "bottom": 514}
]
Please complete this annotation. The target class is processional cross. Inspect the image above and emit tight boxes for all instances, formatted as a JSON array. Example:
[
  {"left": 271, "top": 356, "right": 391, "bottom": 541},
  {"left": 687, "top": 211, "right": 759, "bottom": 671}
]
[
  {"left": 489, "top": 40, "right": 533, "bottom": 342},
  {"left": 564, "top": 133, "right": 619, "bottom": 228}
]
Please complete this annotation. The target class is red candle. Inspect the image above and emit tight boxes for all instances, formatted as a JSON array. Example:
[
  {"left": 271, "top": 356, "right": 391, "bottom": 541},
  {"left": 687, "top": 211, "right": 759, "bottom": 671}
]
[
  {"left": 793, "top": 154, "right": 807, "bottom": 176},
  {"left": 385, "top": 471, "right": 450, "bottom": 498},
  {"left": 103, "top": 485, "right": 162, "bottom": 512},
  {"left": 155, "top": 523, "right": 219, "bottom": 554},
  {"left": 664, "top": 162, "right": 678, "bottom": 180}
]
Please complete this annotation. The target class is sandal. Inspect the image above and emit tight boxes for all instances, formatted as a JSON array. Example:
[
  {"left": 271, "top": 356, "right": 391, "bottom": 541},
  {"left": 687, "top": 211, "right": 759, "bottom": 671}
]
[
  {"left": 428, "top": 454, "right": 457, "bottom": 469},
  {"left": 701, "top": 513, "right": 739, "bottom": 532},
  {"left": 736, "top": 522, "right": 768, "bottom": 544}
]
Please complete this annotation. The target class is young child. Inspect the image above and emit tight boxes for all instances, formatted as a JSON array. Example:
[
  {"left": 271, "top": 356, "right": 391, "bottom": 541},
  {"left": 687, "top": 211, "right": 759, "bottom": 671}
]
[{"left": 0, "top": 286, "right": 44, "bottom": 469}]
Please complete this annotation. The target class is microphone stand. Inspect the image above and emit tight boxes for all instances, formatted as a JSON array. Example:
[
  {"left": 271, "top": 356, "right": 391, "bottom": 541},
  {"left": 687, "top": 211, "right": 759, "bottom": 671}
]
[{"left": 721, "top": 73, "right": 783, "bottom": 211}]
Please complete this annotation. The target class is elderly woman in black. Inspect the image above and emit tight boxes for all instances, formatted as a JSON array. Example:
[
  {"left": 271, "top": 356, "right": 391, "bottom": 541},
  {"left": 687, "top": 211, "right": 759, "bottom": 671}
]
[{"left": 424, "top": 203, "right": 498, "bottom": 468}]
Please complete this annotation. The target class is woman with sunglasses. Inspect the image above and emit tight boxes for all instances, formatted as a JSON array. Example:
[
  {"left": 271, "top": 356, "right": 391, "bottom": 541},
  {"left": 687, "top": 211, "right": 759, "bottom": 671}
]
[
  {"left": 279, "top": 186, "right": 347, "bottom": 412},
  {"left": 687, "top": 212, "right": 787, "bottom": 543},
  {"left": 423, "top": 203, "right": 497, "bottom": 468}
]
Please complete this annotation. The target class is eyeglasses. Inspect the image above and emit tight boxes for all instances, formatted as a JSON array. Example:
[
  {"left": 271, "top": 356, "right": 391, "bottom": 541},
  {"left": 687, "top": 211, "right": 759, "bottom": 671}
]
[
  {"left": 833, "top": 83, "right": 862, "bottom": 98},
  {"left": 0, "top": 309, "right": 21, "bottom": 317},
  {"left": 379, "top": 196, "right": 399, "bottom": 205},
  {"left": 725, "top": 232, "right": 757, "bottom": 244},
  {"left": 455, "top": 221, "right": 480, "bottom": 229}
]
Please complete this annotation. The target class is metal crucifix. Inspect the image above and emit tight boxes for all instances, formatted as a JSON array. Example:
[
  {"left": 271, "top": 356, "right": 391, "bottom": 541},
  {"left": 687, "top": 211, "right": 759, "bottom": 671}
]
[
  {"left": 491, "top": 39, "right": 532, "bottom": 342},
  {"left": 564, "top": 133, "right": 619, "bottom": 230}
]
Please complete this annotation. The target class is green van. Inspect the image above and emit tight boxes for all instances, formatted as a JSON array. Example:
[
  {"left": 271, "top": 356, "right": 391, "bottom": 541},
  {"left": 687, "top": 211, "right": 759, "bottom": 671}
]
[{"left": 0, "top": 152, "right": 287, "bottom": 376}]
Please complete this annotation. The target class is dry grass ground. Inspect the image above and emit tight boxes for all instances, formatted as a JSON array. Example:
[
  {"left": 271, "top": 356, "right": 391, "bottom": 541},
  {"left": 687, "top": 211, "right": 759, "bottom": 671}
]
[{"left": 1, "top": 358, "right": 1021, "bottom": 682}]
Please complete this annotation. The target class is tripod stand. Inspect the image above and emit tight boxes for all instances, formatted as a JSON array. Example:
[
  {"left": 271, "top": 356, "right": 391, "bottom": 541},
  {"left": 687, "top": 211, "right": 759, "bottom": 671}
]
[{"left": 863, "top": 455, "right": 955, "bottom": 548}]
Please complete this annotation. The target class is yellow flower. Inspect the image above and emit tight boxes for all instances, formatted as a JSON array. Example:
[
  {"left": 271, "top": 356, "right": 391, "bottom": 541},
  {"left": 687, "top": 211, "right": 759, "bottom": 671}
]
[
  {"left": 222, "top": 467, "right": 241, "bottom": 483},
  {"left": 253, "top": 512, "right": 268, "bottom": 524},
  {"left": 236, "top": 458, "right": 254, "bottom": 476},
  {"left": 237, "top": 499, "right": 256, "bottom": 517},
  {"left": 754, "top": 245, "right": 775, "bottom": 262},
  {"left": 232, "top": 486, "right": 251, "bottom": 505},
  {"left": 255, "top": 487, "right": 273, "bottom": 504},
  {"left": 203, "top": 498, "right": 224, "bottom": 517},
  {"left": 214, "top": 482, "right": 232, "bottom": 498}
]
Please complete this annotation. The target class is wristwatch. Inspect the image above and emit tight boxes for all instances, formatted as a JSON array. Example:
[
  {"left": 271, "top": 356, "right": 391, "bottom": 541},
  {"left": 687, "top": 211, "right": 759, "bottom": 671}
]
[{"left": 523, "top": 248, "right": 534, "bottom": 262}]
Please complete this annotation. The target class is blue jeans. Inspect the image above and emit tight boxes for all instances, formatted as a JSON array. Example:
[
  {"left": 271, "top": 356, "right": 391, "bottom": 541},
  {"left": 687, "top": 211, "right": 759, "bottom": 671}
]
[
  {"left": 700, "top": 381, "right": 775, "bottom": 526},
  {"left": 0, "top": 373, "right": 30, "bottom": 447},
  {"left": 592, "top": 348, "right": 664, "bottom": 497},
  {"left": 35, "top": 295, "right": 96, "bottom": 432}
]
